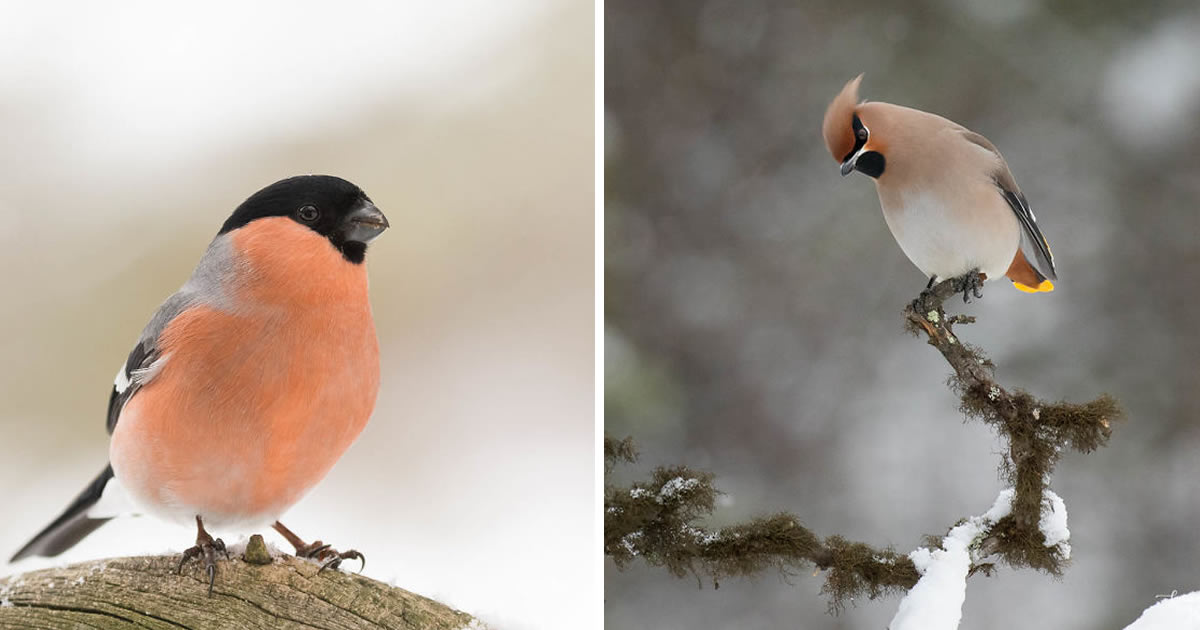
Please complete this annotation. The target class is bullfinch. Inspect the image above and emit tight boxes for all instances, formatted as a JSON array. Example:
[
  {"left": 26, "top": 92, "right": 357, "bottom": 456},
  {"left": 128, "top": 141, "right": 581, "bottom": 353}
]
[
  {"left": 822, "top": 75, "right": 1057, "bottom": 299},
  {"left": 9, "top": 175, "right": 388, "bottom": 592}
]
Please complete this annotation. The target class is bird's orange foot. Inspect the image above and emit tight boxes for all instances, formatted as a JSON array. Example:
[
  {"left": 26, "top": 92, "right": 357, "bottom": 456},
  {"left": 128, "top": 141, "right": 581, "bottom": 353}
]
[
  {"left": 177, "top": 516, "right": 230, "bottom": 596},
  {"left": 951, "top": 270, "right": 985, "bottom": 303},
  {"left": 272, "top": 520, "right": 366, "bottom": 573}
]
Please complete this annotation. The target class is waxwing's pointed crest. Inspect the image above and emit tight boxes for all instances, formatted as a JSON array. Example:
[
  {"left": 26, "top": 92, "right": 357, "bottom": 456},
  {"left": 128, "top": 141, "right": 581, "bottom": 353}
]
[{"left": 822, "top": 74, "right": 864, "bottom": 163}]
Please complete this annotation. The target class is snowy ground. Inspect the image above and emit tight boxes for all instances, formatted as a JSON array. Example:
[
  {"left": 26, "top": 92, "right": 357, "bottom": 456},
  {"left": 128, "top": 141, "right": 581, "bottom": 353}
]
[{"left": 1122, "top": 592, "right": 1200, "bottom": 630}]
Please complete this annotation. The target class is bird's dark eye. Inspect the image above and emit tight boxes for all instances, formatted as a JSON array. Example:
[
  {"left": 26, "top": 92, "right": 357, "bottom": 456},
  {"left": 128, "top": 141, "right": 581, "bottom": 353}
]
[
  {"left": 298, "top": 205, "right": 320, "bottom": 222},
  {"left": 856, "top": 127, "right": 868, "bottom": 141}
]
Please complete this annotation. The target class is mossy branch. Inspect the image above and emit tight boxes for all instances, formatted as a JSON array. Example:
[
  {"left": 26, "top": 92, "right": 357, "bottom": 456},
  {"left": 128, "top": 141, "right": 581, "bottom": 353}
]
[
  {"left": 0, "top": 553, "right": 479, "bottom": 630},
  {"left": 604, "top": 441, "right": 918, "bottom": 613},
  {"left": 906, "top": 277, "right": 1121, "bottom": 573},
  {"left": 606, "top": 277, "right": 1123, "bottom": 613}
]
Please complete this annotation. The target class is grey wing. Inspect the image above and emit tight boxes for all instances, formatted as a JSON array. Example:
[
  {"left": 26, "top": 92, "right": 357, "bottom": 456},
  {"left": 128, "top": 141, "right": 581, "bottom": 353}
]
[
  {"left": 106, "top": 291, "right": 196, "bottom": 434},
  {"left": 959, "top": 130, "right": 1057, "bottom": 281}
]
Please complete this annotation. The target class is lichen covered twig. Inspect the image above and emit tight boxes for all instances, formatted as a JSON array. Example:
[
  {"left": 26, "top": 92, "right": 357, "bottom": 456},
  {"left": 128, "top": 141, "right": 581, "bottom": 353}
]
[
  {"left": 905, "top": 277, "right": 1120, "bottom": 573},
  {"left": 604, "top": 439, "right": 919, "bottom": 613},
  {"left": 606, "top": 278, "right": 1123, "bottom": 613}
]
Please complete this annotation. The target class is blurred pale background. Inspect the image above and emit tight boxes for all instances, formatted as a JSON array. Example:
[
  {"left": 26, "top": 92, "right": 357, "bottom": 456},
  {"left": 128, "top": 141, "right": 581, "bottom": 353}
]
[
  {"left": 606, "top": 1, "right": 1200, "bottom": 629},
  {"left": 0, "top": 3, "right": 593, "bottom": 630}
]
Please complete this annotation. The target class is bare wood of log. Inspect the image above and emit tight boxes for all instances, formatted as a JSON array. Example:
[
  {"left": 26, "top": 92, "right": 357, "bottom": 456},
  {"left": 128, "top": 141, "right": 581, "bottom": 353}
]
[{"left": 0, "top": 552, "right": 480, "bottom": 630}]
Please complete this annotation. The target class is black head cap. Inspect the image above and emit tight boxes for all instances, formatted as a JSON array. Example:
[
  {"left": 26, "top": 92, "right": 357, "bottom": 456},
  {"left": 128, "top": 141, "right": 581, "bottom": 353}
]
[{"left": 219, "top": 175, "right": 388, "bottom": 264}]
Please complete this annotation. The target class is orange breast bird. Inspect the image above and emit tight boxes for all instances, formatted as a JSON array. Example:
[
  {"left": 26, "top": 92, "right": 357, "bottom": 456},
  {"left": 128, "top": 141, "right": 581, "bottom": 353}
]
[{"left": 10, "top": 175, "right": 389, "bottom": 593}]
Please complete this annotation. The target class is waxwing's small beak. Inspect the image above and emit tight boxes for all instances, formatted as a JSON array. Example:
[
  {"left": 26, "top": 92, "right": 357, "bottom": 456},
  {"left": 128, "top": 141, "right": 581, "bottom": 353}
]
[
  {"left": 342, "top": 201, "right": 389, "bottom": 243},
  {"left": 840, "top": 157, "right": 856, "bottom": 177}
]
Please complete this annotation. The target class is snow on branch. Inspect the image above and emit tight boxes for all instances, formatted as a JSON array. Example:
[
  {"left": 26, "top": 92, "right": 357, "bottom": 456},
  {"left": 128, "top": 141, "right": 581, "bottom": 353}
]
[
  {"left": 905, "top": 278, "right": 1120, "bottom": 574},
  {"left": 889, "top": 487, "right": 1070, "bottom": 629}
]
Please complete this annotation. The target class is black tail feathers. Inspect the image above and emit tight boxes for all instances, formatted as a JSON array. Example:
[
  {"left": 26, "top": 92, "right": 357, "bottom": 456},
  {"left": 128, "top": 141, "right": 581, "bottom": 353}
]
[{"left": 9, "top": 464, "right": 115, "bottom": 562}]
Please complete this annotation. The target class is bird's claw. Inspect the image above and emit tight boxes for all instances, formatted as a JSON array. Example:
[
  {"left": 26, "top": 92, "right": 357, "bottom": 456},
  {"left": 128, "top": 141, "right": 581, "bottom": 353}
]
[
  {"left": 178, "top": 525, "right": 228, "bottom": 597},
  {"left": 273, "top": 521, "right": 366, "bottom": 575},
  {"left": 296, "top": 540, "right": 366, "bottom": 574},
  {"left": 951, "top": 271, "right": 985, "bottom": 303},
  {"left": 318, "top": 549, "right": 365, "bottom": 574}
]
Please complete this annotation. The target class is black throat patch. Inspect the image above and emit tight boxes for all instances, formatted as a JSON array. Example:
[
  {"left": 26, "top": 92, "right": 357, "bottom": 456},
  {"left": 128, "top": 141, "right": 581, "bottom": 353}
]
[{"left": 855, "top": 151, "right": 886, "bottom": 178}]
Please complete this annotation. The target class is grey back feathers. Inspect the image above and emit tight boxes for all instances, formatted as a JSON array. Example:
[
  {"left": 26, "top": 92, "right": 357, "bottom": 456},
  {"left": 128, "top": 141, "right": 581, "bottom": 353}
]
[{"left": 107, "top": 234, "right": 240, "bottom": 434}]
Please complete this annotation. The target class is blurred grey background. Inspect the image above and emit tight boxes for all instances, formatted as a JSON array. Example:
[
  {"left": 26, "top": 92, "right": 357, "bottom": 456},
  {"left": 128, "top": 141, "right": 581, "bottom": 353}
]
[
  {"left": 0, "top": 3, "right": 593, "bottom": 630},
  {"left": 606, "top": 1, "right": 1199, "bottom": 629}
]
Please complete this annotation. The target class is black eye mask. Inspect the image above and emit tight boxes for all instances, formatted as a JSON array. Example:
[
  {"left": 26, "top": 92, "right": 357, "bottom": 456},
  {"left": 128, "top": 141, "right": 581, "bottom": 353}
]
[{"left": 842, "top": 114, "right": 868, "bottom": 163}]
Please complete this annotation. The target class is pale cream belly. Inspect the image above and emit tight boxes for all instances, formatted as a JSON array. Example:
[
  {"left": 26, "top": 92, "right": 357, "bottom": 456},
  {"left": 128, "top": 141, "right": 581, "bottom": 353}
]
[{"left": 879, "top": 190, "right": 1020, "bottom": 282}]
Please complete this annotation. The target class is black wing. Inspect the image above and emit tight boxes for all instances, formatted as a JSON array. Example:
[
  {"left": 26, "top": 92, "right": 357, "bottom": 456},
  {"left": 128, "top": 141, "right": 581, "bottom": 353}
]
[
  {"left": 999, "top": 187, "right": 1057, "bottom": 281},
  {"left": 107, "top": 341, "right": 155, "bottom": 434},
  {"left": 106, "top": 289, "right": 197, "bottom": 434}
]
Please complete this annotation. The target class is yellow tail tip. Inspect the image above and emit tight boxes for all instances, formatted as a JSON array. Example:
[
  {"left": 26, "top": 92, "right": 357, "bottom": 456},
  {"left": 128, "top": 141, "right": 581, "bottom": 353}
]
[{"left": 1014, "top": 279, "right": 1054, "bottom": 293}]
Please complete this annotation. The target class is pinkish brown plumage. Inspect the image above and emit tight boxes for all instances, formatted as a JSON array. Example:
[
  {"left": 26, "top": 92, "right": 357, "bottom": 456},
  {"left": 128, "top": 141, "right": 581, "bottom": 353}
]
[{"left": 822, "top": 75, "right": 1056, "bottom": 294}]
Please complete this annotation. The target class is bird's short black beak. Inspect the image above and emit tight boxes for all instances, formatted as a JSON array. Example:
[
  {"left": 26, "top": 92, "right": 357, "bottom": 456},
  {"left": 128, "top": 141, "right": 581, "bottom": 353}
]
[
  {"left": 342, "top": 201, "right": 389, "bottom": 243},
  {"left": 840, "top": 157, "right": 857, "bottom": 177}
]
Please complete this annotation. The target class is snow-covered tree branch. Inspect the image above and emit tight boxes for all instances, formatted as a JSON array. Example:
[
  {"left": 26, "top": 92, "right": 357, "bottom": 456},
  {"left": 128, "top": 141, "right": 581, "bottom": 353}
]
[{"left": 605, "top": 278, "right": 1124, "bottom": 626}]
